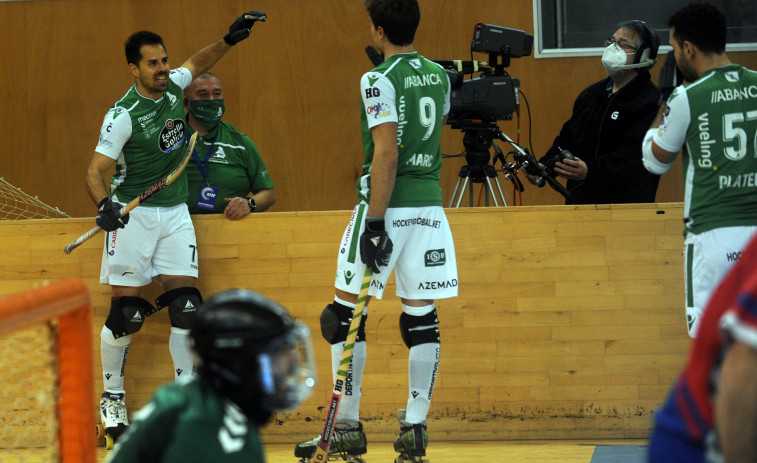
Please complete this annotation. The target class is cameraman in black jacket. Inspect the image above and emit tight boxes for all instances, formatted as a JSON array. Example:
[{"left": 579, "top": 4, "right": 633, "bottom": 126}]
[{"left": 528, "top": 20, "right": 662, "bottom": 205}]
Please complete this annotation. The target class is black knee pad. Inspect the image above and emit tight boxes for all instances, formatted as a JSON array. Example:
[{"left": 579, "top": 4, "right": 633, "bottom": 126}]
[
  {"left": 320, "top": 302, "right": 368, "bottom": 344},
  {"left": 399, "top": 309, "right": 440, "bottom": 348},
  {"left": 156, "top": 287, "right": 203, "bottom": 329},
  {"left": 105, "top": 296, "right": 155, "bottom": 339}
]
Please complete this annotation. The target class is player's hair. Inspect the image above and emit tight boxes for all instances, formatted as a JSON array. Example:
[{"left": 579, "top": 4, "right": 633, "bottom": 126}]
[
  {"left": 364, "top": 0, "right": 420, "bottom": 47},
  {"left": 124, "top": 30, "right": 166, "bottom": 66},
  {"left": 667, "top": 3, "right": 727, "bottom": 54}
]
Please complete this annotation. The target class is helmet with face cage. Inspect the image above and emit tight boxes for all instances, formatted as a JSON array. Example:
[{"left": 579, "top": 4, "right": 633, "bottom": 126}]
[{"left": 191, "top": 289, "right": 316, "bottom": 424}]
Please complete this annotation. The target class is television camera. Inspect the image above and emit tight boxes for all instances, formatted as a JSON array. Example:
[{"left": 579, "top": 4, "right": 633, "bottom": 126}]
[
  {"left": 434, "top": 23, "right": 570, "bottom": 203},
  {"left": 443, "top": 23, "right": 532, "bottom": 124}
]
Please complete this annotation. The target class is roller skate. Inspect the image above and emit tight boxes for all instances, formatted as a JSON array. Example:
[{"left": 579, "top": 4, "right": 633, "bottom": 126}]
[
  {"left": 96, "top": 391, "right": 129, "bottom": 450},
  {"left": 294, "top": 420, "right": 367, "bottom": 463},
  {"left": 393, "top": 410, "right": 430, "bottom": 463}
]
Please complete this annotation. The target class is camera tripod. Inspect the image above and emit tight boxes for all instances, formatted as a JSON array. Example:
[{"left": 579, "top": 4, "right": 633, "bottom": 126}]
[{"left": 448, "top": 127, "right": 508, "bottom": 207}]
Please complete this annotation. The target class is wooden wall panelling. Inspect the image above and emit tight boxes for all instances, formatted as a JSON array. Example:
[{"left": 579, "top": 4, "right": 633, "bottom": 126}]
[{"left": 0, "top": 204, "right": 690, "bottom": 442}]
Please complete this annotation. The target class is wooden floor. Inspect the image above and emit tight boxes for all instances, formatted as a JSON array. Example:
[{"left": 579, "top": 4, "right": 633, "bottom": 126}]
[
  {"left": 261, "top": 440, "right": 647, "bottom": 463},
  {"left": 0, "top": 439, "right": 647, "bottom": 463}
]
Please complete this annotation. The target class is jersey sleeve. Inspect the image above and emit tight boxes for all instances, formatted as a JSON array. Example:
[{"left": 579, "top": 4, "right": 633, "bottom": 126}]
[
  {"left": 653, "top": 86, "right": 691, "bottom": 154},
  {"left": 361, "top": 71, "right": 398, "bottom": 129},
  {"left": 170, "top": 67, "right": 193, "bottom": 90},
  {"left": 95, "top": 107, "right": 133, "bottom": 160},
  {"left": 720, "top": 290, "right": 757, "bottom": 350},
  {"left": 717, "top": 236, "right": 757, "bottom": 350}
]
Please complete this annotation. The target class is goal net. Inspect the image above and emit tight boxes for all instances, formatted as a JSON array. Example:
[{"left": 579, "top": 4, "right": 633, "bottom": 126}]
[
  {"left": 0, "top": 177, "right": 70, "bottom": 220},
  {"left": 0, "top": 278, "right": 95, "bottom": 463}
]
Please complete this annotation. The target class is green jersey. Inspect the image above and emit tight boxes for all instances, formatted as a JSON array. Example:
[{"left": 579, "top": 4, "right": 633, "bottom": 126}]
[
  {"left": 185, "top": 120, "right": 274, "bottom": 214},
  {"left": 106, "top": 380, "right": 265, "bottom": 463},
  {"left": 95, "top": 68, "right": 193, "bottom": 207},
  {"left": 358, "top": 52, "right": 451, "bottom": 207},
  {"left": 654, "top": 64, "right": 757, "bottom": 234}
]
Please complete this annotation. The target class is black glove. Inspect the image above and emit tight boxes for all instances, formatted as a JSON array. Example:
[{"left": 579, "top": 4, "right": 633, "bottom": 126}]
[
  {"left": 223, "top": 10, "right": 267, "bottom": 46},
  {"left": 96, "top": 197, "right": 129, "bottom": 232},
  {"left": 359, "top": 217, "right": 393, "bottom": 274}
]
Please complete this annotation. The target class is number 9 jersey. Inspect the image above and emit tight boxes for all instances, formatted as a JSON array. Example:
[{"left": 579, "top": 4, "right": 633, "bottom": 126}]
[{"left": 358, "top": 52, "right": 451, "bottom": 208}]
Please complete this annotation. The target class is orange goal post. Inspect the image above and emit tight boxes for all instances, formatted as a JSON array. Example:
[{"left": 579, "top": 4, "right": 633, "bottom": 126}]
[{"left": 0, "top": 278, "right": 95, "bottom": 463}]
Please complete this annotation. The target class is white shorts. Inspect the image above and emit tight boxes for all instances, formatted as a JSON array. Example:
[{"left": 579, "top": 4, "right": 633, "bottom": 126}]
[
  {"left": 100, "top": 203, "right": 199, "bottom": 287},
  {"left": 335, "top": 203, "right": 458, "bottom": 300},
  {"left": 685, "top": 225, "right": 757, "bottom": 337}
]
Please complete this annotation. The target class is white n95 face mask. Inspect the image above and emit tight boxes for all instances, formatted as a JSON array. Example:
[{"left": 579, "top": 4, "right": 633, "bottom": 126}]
[
  {"left": 602, "top": 43, "right": 634, "bottom": 75},
  {"left": 602, "top": 42, "right": 656, "bottom": 75}
]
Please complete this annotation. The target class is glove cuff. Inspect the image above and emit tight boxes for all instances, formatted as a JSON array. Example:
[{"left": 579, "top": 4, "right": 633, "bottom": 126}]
[
  {"left": 98, "top": 197, "right": 111, "bottom": 210},
  {"left": 223, "top": 33, "right": 236, "bottom": 46},
  {"left": 364, "top": 217, "right": 385, "bottom": 233}
]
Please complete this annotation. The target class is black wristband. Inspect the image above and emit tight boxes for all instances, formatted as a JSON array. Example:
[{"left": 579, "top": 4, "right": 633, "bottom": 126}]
[{"left": 247, "top": 197, "right": 257, "bottom": 212}]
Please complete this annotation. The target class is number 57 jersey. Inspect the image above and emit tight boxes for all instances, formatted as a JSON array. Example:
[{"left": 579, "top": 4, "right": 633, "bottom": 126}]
[
  {"left": 358, "top": 52, "right": 451, "bottom": 208},
  {"left": 653, "top": 64, "right": 757, "bottom": 235}
]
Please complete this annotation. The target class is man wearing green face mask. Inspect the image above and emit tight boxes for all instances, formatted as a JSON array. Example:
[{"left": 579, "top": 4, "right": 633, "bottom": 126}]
[{"left": 184, "top": 72, "right": 275, "bottom": 219}]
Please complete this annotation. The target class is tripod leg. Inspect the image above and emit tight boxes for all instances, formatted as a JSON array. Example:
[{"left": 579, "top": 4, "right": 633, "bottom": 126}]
[
  {"left": 467, "top": 177, "right": 477, "bottom": 207},
  {"left": 456, "top": 177, "right": 471, "bottom": 208},
  {"left": 492, "top": 176, "right": 508, "bottom": 207},
  {"left": 484, "top": 177, "right": 499, "bottom": 207},
  {"left": 449, "top": 176, "right": 464, "bottom": 208}
]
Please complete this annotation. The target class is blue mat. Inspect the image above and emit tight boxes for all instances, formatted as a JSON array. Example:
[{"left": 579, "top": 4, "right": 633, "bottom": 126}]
[{"left": 590, "top": 445, "right": 647, "bottom": 463}]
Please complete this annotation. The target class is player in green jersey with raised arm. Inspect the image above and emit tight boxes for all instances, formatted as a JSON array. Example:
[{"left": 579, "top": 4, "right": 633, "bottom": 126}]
[
  {"left": 86, "top": 11, "right": 266, "bottom": 445},
  {"left": 642, "top": 2, "right": 757, "bottom": 337},
  {"left": 183, "top": 72, "right": 275, "bottom": 218},
  {"left": 106, "top": 289, "right": 317, "bottom": 463},
  {"left": 295, "top": 1, "right": 457, "bottom": 461}
]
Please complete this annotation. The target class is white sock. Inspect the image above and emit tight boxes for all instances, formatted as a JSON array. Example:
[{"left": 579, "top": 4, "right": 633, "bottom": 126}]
[
  {"left": 100, "top": 326, "right": 130, "bottom": 393},
  {"left": 400, "top": 303, "right": 440, "bottom": 424},
  {"left": 169, "top": 327, "right": 195, "bottom": 380},
  {"left": 333, "top": 340, "right": 366, "bottom": 423},
  {"left": 406, "top": 342, "right": 440, "bottom": 424}
]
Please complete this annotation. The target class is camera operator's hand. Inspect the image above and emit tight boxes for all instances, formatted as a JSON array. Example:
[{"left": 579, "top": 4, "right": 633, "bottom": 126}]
[
  {"left": 224, "top": 10, "right": 266, "bottom": 46},
  {"left": 524, "top": 163, "right": 546, "bottom": 186},
  {"left": 553, "top": 157, "right": 587, "bottom": 181},
  {"left": 360, "top": 217, "right": 393, "bottom": 274},
  {"left": 96, "top": 197, "right": 129, "bottom": 232}
]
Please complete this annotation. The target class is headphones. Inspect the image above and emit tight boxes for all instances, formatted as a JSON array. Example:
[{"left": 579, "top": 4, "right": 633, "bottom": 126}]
[{"left": 630, "top": 20, "right": 660, "bottom": 68}]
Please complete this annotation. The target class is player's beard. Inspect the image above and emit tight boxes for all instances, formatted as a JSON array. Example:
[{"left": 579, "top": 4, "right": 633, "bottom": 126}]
[
  {"left": 140, "top": 71, "right": 169, "bottom": 95},
  {"left": 676, "top": 54, "right": 698, "bottom": 83}
]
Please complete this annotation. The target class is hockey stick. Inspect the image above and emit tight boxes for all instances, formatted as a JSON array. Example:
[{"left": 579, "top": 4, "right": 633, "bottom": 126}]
[
  {"left": 311, "top": 267, "right": 373, "bottom": 463},
  {"left": 64, "top": 131, "right": 198, "bottom": 254}
]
